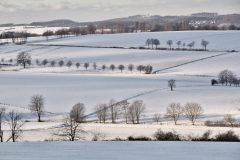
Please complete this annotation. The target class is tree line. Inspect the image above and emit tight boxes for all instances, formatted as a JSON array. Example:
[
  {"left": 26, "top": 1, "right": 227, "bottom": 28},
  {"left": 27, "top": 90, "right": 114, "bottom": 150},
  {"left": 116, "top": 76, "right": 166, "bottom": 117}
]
[
  {"left": 0, "top": 93, "right": 239, "bottom": 142},
  {"left": 0, "top": 32, "right": 33, "bottom": 45},
  {"left": 212, "top": 69, "right": 240, "bottom": 87},
  {"left": 146, "top": 39, "right": 210, "bottom": 51},
  {"left": 13, "top": 52, "right": 153, "bottom": 74}
]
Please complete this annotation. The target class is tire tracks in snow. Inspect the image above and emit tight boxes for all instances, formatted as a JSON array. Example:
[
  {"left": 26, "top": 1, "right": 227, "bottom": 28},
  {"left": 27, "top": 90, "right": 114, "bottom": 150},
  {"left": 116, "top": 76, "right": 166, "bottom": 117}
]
[{"left": 153, "top": 51, "right": 238, "bottom": 74}]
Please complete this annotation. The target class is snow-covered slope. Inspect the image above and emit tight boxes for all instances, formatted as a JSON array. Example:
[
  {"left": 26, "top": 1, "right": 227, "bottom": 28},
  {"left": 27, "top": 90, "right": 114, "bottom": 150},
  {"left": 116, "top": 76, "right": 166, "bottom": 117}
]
[
  {"left": 0, "top": 31, "right": 239, "bottom": 118},
  {"left": 34, "top": 31, "right": 240, "bottom": 51},
  {"left": 0, "top": 31, "right": 240, "bottom": 142},
  {"left": 0, "top": 26, "right": 68, "bottom": 35}
]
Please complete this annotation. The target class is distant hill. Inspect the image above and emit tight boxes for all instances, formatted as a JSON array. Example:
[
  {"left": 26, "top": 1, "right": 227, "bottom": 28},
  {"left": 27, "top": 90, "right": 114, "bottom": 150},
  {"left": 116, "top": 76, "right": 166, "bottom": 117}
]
[
  {"left": 30, "top": 19, "right": 80, "bottom": 27},
  {"left": 1, "top": 13, "right": 240, "bottom": 28}
]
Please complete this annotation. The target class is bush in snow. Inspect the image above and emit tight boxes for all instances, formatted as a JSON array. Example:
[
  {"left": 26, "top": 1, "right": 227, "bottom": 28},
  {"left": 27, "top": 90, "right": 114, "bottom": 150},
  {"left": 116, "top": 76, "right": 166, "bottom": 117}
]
[
  {"left": 153, "top": 129, "right": 181, "bottom": 141},
  {"left": 215, "top": 131, "right": 239, "bottom": 142}
]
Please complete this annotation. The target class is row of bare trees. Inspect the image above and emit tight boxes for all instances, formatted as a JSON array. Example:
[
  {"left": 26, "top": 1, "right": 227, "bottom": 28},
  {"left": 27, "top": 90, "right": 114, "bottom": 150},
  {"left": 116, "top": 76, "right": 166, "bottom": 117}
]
[
  {"left": 14, "top": 52, "right": 154, "bottom": 74},
  {"left": 36, "top": 59, "right": 153, "bottom": 74},
  {"left": 0, "top": 94, "right": 45, "bottom": 142},
  {"left": 42, "top": 25, "right": 97, "bottom": 40},
  {"left": 215, "top": 69, "right": 240, "bottom": 87},
  {"left": 0, "top": 32, "right": 32, "bottom": 44},
  {"left": 165, "top": 102, "right": 204, "bottom": 125},
  {"left": 145, "top": 39, "right": 209, "bottom": 50},
  {"left": 95, "top": 100, "right": 145, "bottom": 124},
  {"left": 205, "top": 114, "right": 238, "bottom": 128}
]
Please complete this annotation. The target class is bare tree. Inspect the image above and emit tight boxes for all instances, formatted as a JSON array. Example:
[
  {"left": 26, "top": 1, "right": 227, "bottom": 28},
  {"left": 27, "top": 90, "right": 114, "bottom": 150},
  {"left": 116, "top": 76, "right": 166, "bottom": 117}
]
[
  {"left": 58, "top": 60, "right": 64, "bottom": 67},
  {"left": 153, "top": 39, "right": 160, "bottom": 49},
  {"left": 168, "top": 79, "right": 176, "bottom": 91},
  {"left": 166, "top": 103, "right": 183, "bottom": 125},
  {"left": 93, "top": 62, "right": 97, "bottom": 70},
  {"left": 187, "top": 41, "right": 195, "bottom": 50},
  {"left": 110, "top": 64, "right": 116, "bottom": 72},
  {"left": 76, "top": 62, "right": 80, "bottom": 69},
  {"left": 177, "top": 41, "right": 181, "bottom": 49},
  {"left": 42, "top": 30, "right": 54, "bottom": 40},
  {"left": 128, "top": 64, "right": 134, "bottom": 72},
  {"left": 201, "top": 40, "right": 209, "bottom": 51},
  {"left": 84, "top": 63, "right": 89, "bottom": 70},
  {"left": 128, "top": 100, "right": 145, "bottom": 124},
  {"left": 144, "top": 65, "right": 153, "bottom": 74},
  {"left": 29, "top": 95, "right": 45, "bottom": 122},
  {"left": 109, "top": 99, "right": 119, "bottom": 123},
  {"left": 70, "top": 103, "right": 86, "bottom": 123},
  {"left": 182, "top": 43, "right": 186, "bottom": 49},
  {"left": 67, "top": 60, "right": 73, "bottom": 68},
  {"left": 167, "top": 40, "right": 173, "bottom": 49},
  {"left": 50, "top": 60, "right": 56, "bottom": 67},
  {"left": 55, "top": 115, "right": 85, "bottom": 141},
  {"left": 218, "top": 70, "right": 234, "bottom": 86},
  {"left": 6, "top": 111, "right": 24, "bottom": 142},
  {"left": 184, "top": 102, "right": 204, "bottom": 125},
  {"left": 121, "top": 100, "right": 130, "bottom": 124},
  {"left": 95, "top": 104, "right": 108, "bottom": 123},
  {"left": 153, "top": 113, "right": 161, "bottom": 123},
  {"left": 36, "top": 59, "right": 40, "bottom": 66},
  {"left": 16, "top": 52, "right": 31, "bottom": 68},
  {"left": 224, "top": 114, "right": 236, "bottom": 127},
  {"left": 145, "top": 39, "right": 152, "bottom": 48},
  {"left": 42, "top": 59, "right": 48, "bottom": 67},
  {"left": 127, "top": 104, "right": 136, "bottom": 124},
  {"left": 118, "top": 65, "right": 125, "bottom": 72},
  {"left": 137, "top": 65, "right": 144, "bottom": 73},
  {"left": 0, "top": 108, "right": 5, "bottom": 142},
  {"left": 102, "top": 64, "right": 106, "bottom": 71}
]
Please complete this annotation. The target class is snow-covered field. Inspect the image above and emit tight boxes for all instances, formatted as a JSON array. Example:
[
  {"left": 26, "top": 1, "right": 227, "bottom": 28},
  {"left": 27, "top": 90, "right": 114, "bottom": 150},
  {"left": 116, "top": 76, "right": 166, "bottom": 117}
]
[
  {"left": 0, "top": 26, "right": 68, "bottom": 35},
  {"left": 0, "top": 31, "right": 240, "bottom": 142},
  {"left": 0, "top": 142, "right": 239, "bottom": 160},
  {"left": 34, "top": 31, "right": 240, "bottom": 51}
]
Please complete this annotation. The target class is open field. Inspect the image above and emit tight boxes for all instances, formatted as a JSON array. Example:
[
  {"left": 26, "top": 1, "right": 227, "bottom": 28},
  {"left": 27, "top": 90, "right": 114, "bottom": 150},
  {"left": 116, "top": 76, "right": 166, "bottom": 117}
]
[
  {"left": 0, "top": 31, "right": 240, "bottom": 141},
  {"left": 0, "top": 142, "right": 239, "bottom": 160}
]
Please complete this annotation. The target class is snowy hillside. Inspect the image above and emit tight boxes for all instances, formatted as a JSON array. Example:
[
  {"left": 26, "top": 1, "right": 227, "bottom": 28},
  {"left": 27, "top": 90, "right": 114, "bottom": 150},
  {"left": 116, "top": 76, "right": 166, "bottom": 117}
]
[
  {"left": 34, "top": 31, "right": 240, "bottom": 51},
  {"left": 0, "top": 26, "right": 68, "bottom": 35},
  {"left": 0, "top": 31, "right": 239, "bottom": 142}
]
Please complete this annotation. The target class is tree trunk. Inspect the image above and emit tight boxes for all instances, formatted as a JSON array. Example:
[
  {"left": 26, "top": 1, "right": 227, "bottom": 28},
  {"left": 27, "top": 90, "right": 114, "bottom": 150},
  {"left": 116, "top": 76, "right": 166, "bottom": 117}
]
[
  {"left": 12, "top": 134, "right": 15, "bottom": 142},
  {"left": 38, "top": 114, "right": 41, "bottom": 122}
]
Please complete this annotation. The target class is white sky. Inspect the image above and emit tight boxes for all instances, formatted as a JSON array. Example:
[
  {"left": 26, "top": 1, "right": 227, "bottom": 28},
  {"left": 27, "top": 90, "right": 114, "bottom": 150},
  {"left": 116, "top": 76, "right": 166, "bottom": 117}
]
[{"left": 0, "top": 0, "right": 240, "bottom": 24}]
